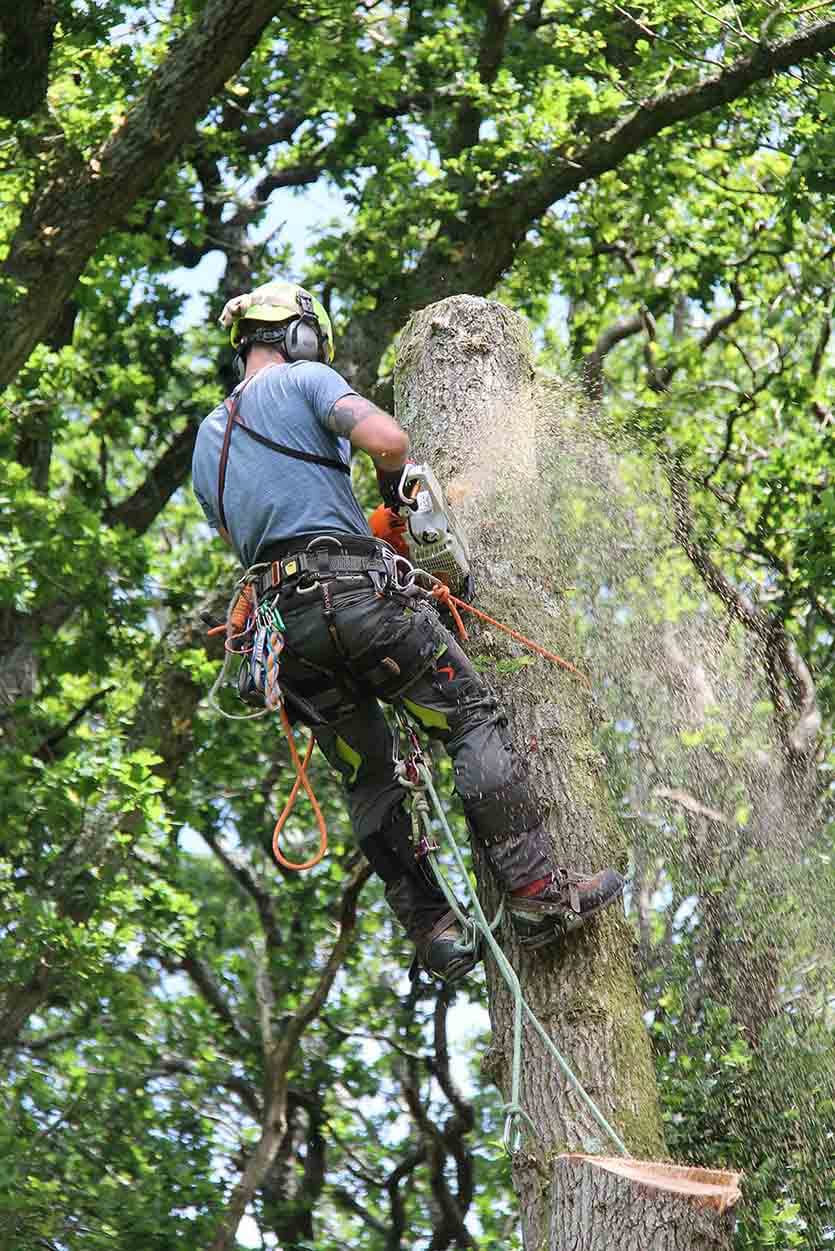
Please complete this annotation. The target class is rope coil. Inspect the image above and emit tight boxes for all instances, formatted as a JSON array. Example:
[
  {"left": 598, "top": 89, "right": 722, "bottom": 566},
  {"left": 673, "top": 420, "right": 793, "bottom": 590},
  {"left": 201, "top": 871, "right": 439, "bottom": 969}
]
[{"left": 205, "top": 565, "right": 328, "bottom": 871}]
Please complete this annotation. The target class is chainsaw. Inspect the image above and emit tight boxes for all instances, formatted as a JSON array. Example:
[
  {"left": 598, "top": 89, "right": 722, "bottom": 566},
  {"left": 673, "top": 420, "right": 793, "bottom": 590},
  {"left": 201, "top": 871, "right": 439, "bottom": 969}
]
[{"left": 398, "top": 463, "right": 474, "bottom": 601}]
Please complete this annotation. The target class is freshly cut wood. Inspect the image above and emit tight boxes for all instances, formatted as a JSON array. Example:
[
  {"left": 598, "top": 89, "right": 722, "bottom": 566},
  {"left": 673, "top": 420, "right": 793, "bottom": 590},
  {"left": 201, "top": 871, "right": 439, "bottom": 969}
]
[{"left": 551, "top": 1155, "right": 741, "bottom": 1250}]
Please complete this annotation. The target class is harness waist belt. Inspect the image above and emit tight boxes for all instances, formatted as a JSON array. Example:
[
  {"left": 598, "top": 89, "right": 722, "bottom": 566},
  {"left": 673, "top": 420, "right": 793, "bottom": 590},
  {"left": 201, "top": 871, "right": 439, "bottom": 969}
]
[
  {"left": 258, "top": 532, "right": 386, "bottom": 562},
  {"left": 256, "top": 550, "right": 388, "bottom": 597}
]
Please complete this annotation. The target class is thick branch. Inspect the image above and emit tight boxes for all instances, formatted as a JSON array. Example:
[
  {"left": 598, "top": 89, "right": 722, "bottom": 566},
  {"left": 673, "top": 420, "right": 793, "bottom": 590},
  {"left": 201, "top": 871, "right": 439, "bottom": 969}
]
[
  {"left": 0, "top": 2, "right": 57, "bottom": 119},
  {"left": 108, "top": 419, "right": 200, "bottom": 533},
  {"left": 236, "top": 109, "right": 308, "bottom": 153},
  {"left": 584, "top": 310, "right": 646, "bottom": 393},
  {"left": 348, "top": 20, "right": 835, "bottom": 389},
  {"left": 0, "top": 0, "right": 286, "bottom": 388},
  {"left": 208, "top": 862, "right": 370, "bottom": 1251},
  {"left": 247, "top": 94, "right": 429, "bottom": 208},
  {"left": 522, "top": 19, "right": 835, "bottom": 220}
]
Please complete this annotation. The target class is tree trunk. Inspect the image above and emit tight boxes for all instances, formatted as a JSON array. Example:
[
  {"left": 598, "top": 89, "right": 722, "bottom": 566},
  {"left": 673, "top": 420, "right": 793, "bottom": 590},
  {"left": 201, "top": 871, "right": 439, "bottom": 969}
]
[
  {"left": 551, "top": 1157, "right": 740, "bottom": 1250},
  {"left": 394, "top": 296, "right": 734, "bottom": 1250}
]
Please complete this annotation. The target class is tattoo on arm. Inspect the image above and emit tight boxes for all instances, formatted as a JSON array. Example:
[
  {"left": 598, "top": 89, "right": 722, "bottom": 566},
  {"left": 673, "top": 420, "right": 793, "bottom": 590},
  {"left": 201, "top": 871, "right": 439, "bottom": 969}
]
[{"left": 324, "top": 394, "right": 384, "bottom": 435}]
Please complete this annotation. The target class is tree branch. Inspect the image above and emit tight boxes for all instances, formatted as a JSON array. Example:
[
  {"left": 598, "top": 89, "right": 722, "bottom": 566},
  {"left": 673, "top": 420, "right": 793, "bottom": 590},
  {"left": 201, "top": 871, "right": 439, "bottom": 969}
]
[
  {"left": 179, "top": 952, "right": 252, "bottom": 1048},
  {"left": 584, "top": 310, "right": 646, "bottom": 393},
  {"left": 200, "top": 826, "right": 283, "bottom": 953},
  {"left": 445, "top": 0, "right": 511, "bottom": 155},
  {"left": 208, "top": 861, "right": 371, "bottom": 1251},
  {"left": 386, "top": 1149, "right": 426, "bottom": 1251},
  {"left": 105, "top": 418, "right": 200, "bottom": 533},
  {"left": 653, "top": 786, "right": 732, "bottom": 826},
  {"left": 0, "top": 0, "right": 288, "bottom": 387},
  {"left": 516, "top": 19, "right": 835, "bottom": 221},
  {"left": 330, "top": 1185, "right": 389, "bottom": 1236},
  {"left": 666, "top": 460, "right": 821, "bottom": 760},
  {"left": 0, "top": 2, "right": 57, "bottom": 120},
  {"left": 33, "top": 686, "right": 114, "bottom": 760},
  {"left": 282, "top": 861, "right": 371, "bottom": 1050},
  {"left": 236, "top": 108, "right": 308, "bottom": 153},
  {"left": 401, "top": 1055, "right": 476, "bottom": 1250},
  {"left": 145, "top": 1055, "right": 262, "bottom": 1119}
]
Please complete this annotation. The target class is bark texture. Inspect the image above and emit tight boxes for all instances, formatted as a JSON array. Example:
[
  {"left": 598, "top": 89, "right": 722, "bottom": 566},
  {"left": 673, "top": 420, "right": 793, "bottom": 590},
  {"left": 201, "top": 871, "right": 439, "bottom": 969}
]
[
  {"left": 0, "top": 2, "right": 57, "bottom": 119},
  {"left": 550, "top": 1157, "right": 739, "bottom": 1251},
  {"left": 395, "top": 296, "right": 666, "bottom": 1249}
]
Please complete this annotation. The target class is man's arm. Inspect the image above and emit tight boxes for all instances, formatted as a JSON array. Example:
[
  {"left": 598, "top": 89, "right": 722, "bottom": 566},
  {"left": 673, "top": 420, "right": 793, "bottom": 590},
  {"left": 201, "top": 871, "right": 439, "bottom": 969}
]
[{"left": 326, "top": 394, "right": 410, "bottom": 472}]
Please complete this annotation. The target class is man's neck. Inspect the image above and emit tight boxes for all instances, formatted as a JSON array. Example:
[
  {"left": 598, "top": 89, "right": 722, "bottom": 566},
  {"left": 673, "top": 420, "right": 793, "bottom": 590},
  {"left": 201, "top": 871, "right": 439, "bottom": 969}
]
[{"left": 244, "top": 346, "right": 286, "bottom": 378}]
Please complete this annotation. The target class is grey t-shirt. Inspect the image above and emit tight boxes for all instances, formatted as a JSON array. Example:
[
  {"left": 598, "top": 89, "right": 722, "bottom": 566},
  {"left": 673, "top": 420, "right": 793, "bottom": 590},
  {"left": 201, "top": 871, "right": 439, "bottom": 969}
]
[{"left": 192, "top": 361, "right": 372, "bottom": 566}]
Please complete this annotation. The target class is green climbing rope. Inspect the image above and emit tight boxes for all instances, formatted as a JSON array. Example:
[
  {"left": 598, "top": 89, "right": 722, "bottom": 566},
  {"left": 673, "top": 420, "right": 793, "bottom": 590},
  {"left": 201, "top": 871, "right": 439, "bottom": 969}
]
[{"left": 393, "top": 710, "right": 629, "bottom": 1159}]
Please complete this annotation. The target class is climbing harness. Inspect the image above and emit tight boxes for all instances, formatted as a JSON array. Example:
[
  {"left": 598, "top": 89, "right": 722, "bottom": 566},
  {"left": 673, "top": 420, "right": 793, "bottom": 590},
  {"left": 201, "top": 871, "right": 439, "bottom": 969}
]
[
  {"left": 392, "top": 705, "right": 628, "bottom": 1160},
  {"left": 204, "top": 544, "right": 589, "bottom": 876}
]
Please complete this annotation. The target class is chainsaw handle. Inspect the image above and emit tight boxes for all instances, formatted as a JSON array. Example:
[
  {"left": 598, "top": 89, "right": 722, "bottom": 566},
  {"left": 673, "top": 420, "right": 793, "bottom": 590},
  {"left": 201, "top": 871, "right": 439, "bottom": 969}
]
[{"left": 397, "top": 468, "right": 421, "bottom": 509}]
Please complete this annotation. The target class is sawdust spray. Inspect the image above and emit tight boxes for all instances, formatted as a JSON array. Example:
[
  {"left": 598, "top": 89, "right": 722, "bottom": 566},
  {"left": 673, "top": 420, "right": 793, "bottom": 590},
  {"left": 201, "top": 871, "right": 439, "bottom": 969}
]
[{"left": 441, "top": 365, "right": 834, "bottom": 1235}]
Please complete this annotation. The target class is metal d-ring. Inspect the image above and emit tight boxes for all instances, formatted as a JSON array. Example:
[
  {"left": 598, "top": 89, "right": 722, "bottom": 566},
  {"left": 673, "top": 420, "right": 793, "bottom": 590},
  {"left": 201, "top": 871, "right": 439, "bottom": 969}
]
[{"left": 305, "top": 534, "right": 344, "bottom": 553}]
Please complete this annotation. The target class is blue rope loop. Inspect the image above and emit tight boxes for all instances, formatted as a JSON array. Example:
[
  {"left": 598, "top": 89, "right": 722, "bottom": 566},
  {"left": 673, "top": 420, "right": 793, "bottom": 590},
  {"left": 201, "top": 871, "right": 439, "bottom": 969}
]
[
  {"left": 502, "top": 1103, "right": 538, "bottom": 1155},
  {"left": 392, "top": 709, "right": 629, "bottom": 1160}
]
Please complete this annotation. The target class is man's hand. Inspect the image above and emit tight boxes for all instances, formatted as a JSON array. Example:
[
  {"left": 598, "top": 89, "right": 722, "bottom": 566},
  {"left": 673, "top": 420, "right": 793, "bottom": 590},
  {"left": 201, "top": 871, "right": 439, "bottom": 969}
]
[
  {"left": 369, "top": 503, "right": 410, "bottom": 556},
  {"left": 376, "top": 464, "right": 408, "bottom": 510}
]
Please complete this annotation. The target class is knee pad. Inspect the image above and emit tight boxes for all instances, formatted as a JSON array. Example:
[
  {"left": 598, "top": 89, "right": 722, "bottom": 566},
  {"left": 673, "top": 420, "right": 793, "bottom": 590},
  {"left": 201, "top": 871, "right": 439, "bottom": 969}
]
[{"left": 463, "top": 766, "right": 542, "bottom": 847}]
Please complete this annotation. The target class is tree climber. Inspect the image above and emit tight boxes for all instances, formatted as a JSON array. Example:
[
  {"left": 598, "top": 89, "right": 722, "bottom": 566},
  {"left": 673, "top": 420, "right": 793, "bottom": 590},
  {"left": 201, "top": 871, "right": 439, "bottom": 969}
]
[{"left": 192, "top": 280, "right": 624, "bottom": 983}]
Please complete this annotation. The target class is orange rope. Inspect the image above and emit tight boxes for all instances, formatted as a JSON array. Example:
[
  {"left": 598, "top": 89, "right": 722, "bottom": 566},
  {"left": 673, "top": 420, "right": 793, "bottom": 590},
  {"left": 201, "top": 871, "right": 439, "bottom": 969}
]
[
  {"left": 272, "top": 704, "right": 329, "bottom": 871},
  {"left": 208, "top": 586, "right": 254, "bottom": 638},
  {"left": 430, "top": 584, "right": 591, "bottom": 689},
  {"left": 206, "top": 589, "right": 328, "bottom": 872}
]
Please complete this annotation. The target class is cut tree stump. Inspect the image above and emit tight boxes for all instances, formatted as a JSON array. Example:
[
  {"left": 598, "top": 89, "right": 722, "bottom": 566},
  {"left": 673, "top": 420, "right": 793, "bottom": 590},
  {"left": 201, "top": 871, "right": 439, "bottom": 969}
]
[{"left": 551, "top": 1155, "right": 742, "bottom": 1250}]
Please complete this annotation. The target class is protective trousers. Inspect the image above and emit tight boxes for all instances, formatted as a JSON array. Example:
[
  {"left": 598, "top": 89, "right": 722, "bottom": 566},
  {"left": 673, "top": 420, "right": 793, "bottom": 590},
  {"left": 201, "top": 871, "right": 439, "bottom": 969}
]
[{"left": 273, "top": 571, "right": 554, "bottom": 894}]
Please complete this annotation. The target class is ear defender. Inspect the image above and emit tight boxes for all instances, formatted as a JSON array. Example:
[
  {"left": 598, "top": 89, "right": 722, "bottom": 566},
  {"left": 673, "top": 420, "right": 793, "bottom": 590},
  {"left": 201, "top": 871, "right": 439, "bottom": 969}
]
[{"left": 282, "top": 317, "right": 322, "bottom": 362}]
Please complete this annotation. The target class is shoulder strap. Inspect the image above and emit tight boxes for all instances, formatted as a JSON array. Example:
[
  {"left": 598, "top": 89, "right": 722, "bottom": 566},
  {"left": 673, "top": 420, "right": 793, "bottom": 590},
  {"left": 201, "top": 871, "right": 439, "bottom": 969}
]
[
  {"left": 217, "top": 393, "right": 239, "bottom": 532},
  {"left": 230, "top": 415, "right": 350, "bottom": 474},
  {"left": 216, "top": 388, "right": 350, "bottom": 530}
]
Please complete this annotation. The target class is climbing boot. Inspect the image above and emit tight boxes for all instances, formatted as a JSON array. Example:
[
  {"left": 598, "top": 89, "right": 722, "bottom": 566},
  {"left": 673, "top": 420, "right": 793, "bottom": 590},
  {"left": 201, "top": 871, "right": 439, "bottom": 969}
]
[
  {"left": 385, "top": 874, "right": 481, "bottom": 984},
  {"left": 506, "top": 865, "right": 624, "bottom": 949},
  {"left": 479, "top": 827, "right": 623, "bottom": 949}
]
